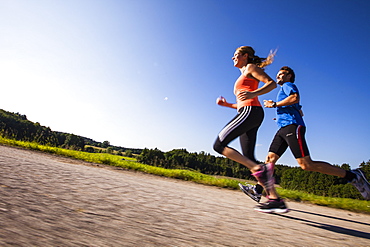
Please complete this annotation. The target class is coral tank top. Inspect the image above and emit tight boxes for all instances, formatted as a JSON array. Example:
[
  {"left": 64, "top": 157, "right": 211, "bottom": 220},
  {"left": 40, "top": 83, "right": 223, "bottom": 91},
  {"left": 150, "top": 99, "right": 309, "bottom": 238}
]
[{"left": 234, "top": 74, "right": 261, "bottom": 109}]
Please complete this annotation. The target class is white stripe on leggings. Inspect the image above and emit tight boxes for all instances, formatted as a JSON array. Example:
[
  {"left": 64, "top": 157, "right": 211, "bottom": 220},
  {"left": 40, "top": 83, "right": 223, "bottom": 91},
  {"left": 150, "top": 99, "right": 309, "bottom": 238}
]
[{"left": 218, "top": 106, "right": 251, "bottom": 142}]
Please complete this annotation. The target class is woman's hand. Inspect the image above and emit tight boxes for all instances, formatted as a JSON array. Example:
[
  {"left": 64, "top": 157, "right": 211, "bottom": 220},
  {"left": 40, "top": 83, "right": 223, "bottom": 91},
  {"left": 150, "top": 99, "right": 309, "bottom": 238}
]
[
  {"left": 216, "top": 96, "right": 227, "bottom": 106},
  {"left": 237, "top": 91, "right": 256, "bottom": 101},
  {"left": 216, "top": 96, "right": 237, "bottom": 109},
  {"left": 243, "top": 64, "right": 277, "bottom": 97}
]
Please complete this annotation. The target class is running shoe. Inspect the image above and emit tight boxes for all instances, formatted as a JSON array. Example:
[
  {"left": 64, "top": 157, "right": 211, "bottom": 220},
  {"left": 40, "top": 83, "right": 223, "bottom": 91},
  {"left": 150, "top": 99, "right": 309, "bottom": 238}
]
[
  {"left": 252, "top": 163, "right": 275, "bottom": 191},
  {"left": 238, "top": 183, "right": 262, "bottom": 203},
  {"left": 254, "top": 199, "right": 289, "bottom": 214},
  {"left": 350, "top": 169, "right": 370, "bottom": 200}
]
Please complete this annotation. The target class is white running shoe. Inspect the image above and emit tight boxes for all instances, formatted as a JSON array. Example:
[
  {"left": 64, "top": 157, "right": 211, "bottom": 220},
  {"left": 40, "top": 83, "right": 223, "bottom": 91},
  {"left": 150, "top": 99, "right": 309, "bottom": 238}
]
[
  {"left": 238, "top": 183, "right": 262, "bottom": 203},
  {"left": 351, "top": 169, "right": 370, "bottom": 200}
]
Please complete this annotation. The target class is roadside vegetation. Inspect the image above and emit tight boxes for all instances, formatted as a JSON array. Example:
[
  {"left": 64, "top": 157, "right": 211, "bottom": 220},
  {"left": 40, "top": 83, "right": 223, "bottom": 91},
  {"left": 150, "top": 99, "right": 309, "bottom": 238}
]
[
  {"left": 1, "top": 137, "right": 369, "bottom": 214},
  {"left": 0, "top": 109, "right": 368, "bottom": 213}
]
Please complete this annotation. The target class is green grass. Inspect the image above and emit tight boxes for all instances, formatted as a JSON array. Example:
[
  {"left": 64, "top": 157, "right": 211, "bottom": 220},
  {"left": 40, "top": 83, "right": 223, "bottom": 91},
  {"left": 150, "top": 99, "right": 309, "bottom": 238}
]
[{"left": 1, "top": 137, "right": 369, "bottom": 214}]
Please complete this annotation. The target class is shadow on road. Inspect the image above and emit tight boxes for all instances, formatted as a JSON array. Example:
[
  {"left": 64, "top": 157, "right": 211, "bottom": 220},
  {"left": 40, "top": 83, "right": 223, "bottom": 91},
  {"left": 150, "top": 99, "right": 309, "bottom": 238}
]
[
  {"left": 275, "top": 209, "right": 370, "bottom": 240},
  {"left": 291, "top": 209, "right": 370, "bottom": 226}
]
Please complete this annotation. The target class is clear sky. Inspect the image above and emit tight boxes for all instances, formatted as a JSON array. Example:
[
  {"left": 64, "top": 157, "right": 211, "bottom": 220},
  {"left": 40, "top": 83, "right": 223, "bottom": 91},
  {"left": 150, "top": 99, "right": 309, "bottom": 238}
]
[{"left": 0, "top": 0, "right": 369, "bottom": 168}]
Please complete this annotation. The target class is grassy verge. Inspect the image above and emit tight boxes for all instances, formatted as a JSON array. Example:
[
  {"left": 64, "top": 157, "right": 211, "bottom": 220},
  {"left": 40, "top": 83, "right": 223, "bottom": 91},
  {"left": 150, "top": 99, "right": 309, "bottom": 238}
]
[{"left": 1, "top": 137, "right": 369, "bottom": 214}]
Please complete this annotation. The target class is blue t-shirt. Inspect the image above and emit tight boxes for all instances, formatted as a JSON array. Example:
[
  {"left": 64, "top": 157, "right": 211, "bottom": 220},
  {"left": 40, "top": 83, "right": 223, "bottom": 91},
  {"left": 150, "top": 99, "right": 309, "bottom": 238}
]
[{"left": 276, "top": 82, "right": 305, "bottom": 128}]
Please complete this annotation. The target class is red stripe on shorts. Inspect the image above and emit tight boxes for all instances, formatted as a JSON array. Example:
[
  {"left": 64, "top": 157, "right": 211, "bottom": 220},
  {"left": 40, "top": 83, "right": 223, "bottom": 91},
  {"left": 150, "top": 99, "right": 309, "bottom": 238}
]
[{"left": 296, "top": 125, "right": 305, "bottom": 157}]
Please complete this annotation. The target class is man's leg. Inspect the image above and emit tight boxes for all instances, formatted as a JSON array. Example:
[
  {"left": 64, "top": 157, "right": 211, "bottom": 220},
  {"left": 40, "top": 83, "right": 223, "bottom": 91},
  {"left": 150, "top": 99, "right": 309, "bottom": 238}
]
[
  {"left": 254, "top": 151, "right": 289, "bottom": 213},
  {"left": 296, "top": 156, "right": 346, "bottom": 177},
  {"left": 263, "top": 152, "right": 281, "bottom": 199},
  {"left": 252, "top": 129, "right": 287, "bottom": 201},
  {"left": 297, "top": 156, "right": 370, "bottom": 200},
  {"left": 266, "top": 152, "right": 280, "bottom": 165},
  {"left": 238, "top": 151, "right": 280, "bottom": 202}
]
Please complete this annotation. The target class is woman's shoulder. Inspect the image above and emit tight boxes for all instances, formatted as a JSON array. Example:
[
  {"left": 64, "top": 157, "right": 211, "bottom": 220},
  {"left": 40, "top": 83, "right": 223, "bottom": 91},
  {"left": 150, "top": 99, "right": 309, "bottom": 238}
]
[
  {"left": 246, "top": 63, "right": 258, "bottom": 71},
  {"left": 242, "top": 64, "right": 260, "bottom": 80}
]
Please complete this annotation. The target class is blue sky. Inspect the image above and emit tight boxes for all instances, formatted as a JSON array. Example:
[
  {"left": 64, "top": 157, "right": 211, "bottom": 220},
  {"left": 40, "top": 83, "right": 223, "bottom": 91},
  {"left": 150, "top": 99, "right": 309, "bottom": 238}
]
[{"left": 0, "top": 0, "right": 369, "bottom": 168}]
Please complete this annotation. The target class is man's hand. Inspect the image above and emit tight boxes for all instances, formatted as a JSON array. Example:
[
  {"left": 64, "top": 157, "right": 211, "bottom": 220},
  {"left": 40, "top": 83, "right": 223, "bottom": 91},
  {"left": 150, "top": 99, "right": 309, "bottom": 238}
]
[{"left": 264, "top": 100, "right": 275, "bottom": 108}]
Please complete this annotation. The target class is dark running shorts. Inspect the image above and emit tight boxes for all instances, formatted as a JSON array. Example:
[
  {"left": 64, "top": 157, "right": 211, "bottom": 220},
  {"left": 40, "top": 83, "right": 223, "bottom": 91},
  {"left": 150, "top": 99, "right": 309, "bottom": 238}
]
[{"left": 268, "top": 124, "right": 309, "bottom": 159}]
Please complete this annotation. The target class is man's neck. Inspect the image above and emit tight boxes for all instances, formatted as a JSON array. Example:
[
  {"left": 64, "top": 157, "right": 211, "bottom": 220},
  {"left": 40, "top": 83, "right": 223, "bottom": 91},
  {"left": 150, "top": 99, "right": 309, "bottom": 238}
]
[{"left": 278, "top": 80, "right": 287, "bottom": 86}]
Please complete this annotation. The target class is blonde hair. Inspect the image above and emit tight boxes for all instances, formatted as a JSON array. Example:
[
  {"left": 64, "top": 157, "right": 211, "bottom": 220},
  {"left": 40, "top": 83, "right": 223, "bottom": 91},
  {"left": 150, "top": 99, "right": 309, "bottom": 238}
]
[{"left": 236, "top": 46, "right": 277, "bottom": 68}]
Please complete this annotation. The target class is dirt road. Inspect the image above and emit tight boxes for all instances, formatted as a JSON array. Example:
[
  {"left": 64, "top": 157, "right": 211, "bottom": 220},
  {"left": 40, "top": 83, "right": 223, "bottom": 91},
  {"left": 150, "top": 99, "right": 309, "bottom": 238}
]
[{"left": 0, "top": 145, "right": 369, "bottom": 246}]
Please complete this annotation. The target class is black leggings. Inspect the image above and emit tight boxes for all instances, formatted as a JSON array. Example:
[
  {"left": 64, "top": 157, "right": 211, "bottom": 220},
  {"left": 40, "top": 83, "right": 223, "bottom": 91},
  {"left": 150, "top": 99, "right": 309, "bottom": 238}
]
[{"left": 213, "top": 106, "right": 264, "bottom": 163}]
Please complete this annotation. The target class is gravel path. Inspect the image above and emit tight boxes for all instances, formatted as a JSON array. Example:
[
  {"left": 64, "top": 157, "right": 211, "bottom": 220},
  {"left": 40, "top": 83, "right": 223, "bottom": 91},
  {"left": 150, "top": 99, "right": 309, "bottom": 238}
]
[{"left": 0, "top": 145, "right": 369, "bottom": 246}]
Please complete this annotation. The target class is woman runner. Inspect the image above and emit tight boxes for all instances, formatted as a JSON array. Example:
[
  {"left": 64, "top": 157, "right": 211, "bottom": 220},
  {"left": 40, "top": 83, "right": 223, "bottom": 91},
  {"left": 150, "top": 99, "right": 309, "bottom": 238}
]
[{"left": 213, "top": 46, "right": 277, "bottom": 193}]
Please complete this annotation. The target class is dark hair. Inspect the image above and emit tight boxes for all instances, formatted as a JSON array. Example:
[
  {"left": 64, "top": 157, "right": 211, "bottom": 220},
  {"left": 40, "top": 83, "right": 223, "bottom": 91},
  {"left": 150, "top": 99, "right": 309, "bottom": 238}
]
[
  {"left": 280, "top": 66, "right": 295, "bottom": 83},
  {"left": 236, "top": 46, "right": 276, "bottom": 68}
]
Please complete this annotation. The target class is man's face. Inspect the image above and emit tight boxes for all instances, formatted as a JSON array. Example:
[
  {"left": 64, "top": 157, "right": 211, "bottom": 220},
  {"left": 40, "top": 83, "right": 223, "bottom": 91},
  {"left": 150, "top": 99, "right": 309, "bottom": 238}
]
[{"left": 276, "top": 70, "right": 291, "bottom": 85}]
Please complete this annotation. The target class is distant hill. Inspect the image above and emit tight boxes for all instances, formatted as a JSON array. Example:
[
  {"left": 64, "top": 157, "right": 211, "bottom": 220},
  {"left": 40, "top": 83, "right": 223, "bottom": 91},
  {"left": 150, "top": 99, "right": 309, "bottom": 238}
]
[{"left": 0, "top": 109, "right": 142, "bottom": 154}]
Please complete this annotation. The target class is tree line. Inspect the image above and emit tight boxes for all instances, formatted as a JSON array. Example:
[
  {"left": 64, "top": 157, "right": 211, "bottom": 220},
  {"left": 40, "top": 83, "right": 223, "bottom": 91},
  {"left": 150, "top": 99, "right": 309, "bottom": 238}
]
[
  {"left": 137, "top": 148, "right": 370, "bottom": 200},
  {"left": 0, "top": 110, "right": 84, "bottom": 150},
  {"left": 0, "top": 109, "right": 141, "bottom": 154}
]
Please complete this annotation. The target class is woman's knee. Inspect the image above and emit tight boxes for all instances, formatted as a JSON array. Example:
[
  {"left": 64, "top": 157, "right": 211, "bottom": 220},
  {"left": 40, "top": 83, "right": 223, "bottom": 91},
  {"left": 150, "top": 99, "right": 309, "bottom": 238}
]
[{"left": 213, "top": 138, "right": 225, "bottom": 155}]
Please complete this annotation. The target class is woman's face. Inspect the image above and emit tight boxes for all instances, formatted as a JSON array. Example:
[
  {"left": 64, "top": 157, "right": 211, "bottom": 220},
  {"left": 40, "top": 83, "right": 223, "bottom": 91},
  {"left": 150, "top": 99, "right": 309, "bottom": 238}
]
[{"left": 232, "top": 51, "right": 248, "bottom": 68}]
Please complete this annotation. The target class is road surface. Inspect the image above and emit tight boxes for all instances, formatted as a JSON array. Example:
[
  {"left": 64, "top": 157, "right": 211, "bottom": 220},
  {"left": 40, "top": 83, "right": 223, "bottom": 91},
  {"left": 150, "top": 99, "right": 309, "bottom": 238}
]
[{"left": 0, "top": 145, "right": 369, "bottom": 246}]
